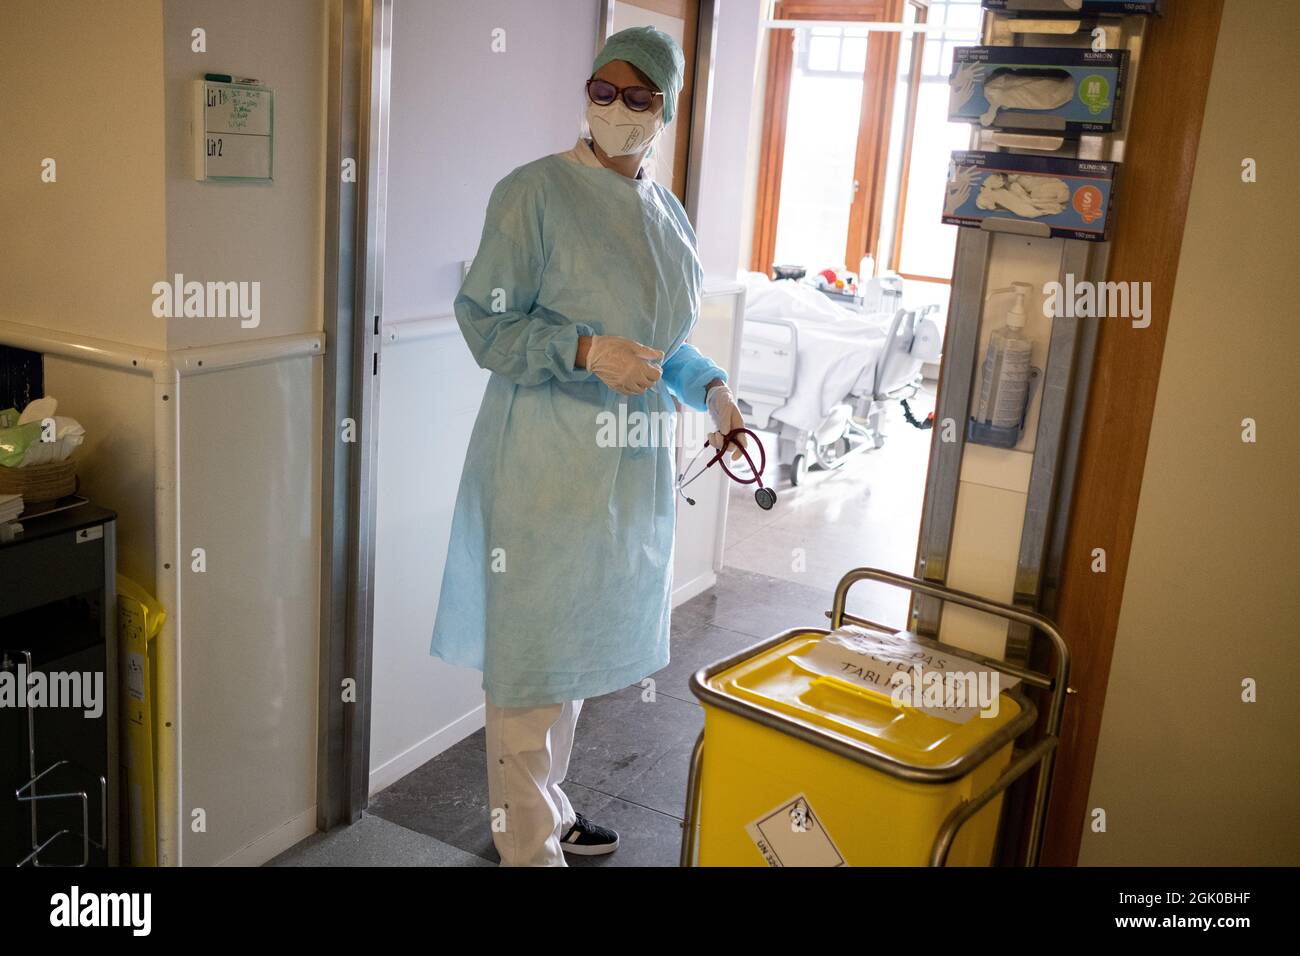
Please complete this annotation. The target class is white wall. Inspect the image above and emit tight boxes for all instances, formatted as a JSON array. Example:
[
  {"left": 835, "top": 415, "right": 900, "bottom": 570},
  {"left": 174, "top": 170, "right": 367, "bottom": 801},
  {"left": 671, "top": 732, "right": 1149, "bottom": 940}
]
[
  {"left": 1079, "top": 0, "right": 1300, "bottom": 866},
  {"left": 163, "top": 0, "right": 328, "bottom": 347},
  {"left": 739, "top": 6, "right": 770, "bottom": 275},
  {"left": 371, "top": 0, "right": 601, "bottom": 787},
  {"left": 175, "top": 357, "right": 322, "bottom": 866},
  {"left": 371, "top": 325, "right": 488, "bottom": 792},
  {"left": 0, "top": 0, "right": 168, "bottom": 350},
  {"left": 695, "top": 0, "right": 764, "bottom": 280},
  {"left": 159, "top": 0, "right": 328, "bottom": 865},
  {"left": 383, "top": 0, "right": 601, "bottom": 322}
]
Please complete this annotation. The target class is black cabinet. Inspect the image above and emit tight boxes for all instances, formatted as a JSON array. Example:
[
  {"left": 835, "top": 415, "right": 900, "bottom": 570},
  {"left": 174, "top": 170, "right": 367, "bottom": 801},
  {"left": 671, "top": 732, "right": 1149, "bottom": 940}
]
[{"left": 1, "top": 504, "right": 119, "bottom": 866}]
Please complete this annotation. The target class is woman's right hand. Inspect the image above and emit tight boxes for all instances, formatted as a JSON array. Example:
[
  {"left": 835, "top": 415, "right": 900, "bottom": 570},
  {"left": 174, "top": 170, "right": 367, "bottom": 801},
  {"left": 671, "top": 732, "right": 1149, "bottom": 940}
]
[{"left": 582, "top": 335, "right": 665, "bottom": 395}]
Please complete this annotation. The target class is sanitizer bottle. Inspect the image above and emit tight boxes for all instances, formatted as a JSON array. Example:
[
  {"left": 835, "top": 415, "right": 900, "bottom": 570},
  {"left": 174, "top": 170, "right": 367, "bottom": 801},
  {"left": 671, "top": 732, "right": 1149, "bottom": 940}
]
[{"left": 974, "top": 283, "right": 1034, "bottom": 431}]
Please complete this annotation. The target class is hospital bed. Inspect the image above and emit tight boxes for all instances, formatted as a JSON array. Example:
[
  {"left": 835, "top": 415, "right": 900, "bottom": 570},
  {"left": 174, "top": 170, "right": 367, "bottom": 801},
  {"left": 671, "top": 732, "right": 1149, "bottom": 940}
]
[{"left": 734, "top": 272, "right": 943, "bottom": 485}]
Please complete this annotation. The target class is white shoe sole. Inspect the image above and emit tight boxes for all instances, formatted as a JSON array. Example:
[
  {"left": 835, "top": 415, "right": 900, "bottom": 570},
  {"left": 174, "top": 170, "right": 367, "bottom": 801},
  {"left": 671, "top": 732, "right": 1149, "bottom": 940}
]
[{"left": 561, "top": 835, "right": 620, "bottom": 856}]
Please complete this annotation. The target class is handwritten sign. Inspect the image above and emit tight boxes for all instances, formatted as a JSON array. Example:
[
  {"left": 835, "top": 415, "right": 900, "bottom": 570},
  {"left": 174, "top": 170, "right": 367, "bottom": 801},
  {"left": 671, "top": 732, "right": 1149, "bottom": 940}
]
[
  {"left": 193, "top": 80, "right": 273, "bottom": 181},
  {"left": 799, "top": 626, "right": 1020, "bottom": 724}
]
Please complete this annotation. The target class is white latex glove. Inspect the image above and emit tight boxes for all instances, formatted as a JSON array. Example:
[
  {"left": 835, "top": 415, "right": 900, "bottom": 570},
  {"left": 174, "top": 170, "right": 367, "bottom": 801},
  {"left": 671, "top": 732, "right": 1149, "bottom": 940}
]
[
  {"left": 976, "top": 173, "right": 1068, "bottom": 218},
  {"left": 705, "top": 384, "right": 747, "bottom": 461},
  {"left": 585, "top": 335, "right": 664, "bottom": 395},
  {"left": 980, "top": 72, "right": 1076, "bottom": 126}
]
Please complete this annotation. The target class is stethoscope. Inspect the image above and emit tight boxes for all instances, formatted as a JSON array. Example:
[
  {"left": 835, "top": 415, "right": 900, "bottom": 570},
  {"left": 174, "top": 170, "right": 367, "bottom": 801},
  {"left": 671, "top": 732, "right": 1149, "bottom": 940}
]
[{"left": 676, "top": 427, "right": 777, "bottom": 511}]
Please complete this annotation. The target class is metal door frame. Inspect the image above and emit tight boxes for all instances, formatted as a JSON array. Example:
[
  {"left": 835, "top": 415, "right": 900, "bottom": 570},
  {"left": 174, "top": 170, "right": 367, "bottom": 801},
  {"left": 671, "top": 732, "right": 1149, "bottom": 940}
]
[{"left": 317, "top": 0, "right": 391, "bottom": 830}]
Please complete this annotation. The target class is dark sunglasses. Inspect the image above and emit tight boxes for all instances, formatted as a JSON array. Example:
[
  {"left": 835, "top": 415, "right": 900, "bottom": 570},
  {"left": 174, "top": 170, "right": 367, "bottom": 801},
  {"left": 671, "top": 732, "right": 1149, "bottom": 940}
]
[{"left": 586, "top": 77, "right": 662, "bottom": 113}]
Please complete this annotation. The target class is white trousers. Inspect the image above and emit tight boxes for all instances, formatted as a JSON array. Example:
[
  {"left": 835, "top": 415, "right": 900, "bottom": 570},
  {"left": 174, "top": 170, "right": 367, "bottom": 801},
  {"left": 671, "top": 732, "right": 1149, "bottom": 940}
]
[{"left": 484, "top": 697, "right": 584, "bottom": 867}]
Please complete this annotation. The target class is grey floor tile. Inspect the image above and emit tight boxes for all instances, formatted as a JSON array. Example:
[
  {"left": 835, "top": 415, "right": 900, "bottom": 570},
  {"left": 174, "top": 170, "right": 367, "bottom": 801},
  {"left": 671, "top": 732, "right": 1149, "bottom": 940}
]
[
  {"left": 566, "top": 687, "right": 703, "bottom": 798},
  {"left": 267, "top": 812, "right": 492, "bottom": 867},
  {"left": 668, "top": 592, "right": 716, "bottom": 634},
  {"left": 653, "top": 622, "right": 767, "bottom": 703},
  {"left": 367, "top": 735, "right": 491, "bottom": 855},
  {"left": 723, "top": 391, "right": 933, "bottom": 627},
  {"left": 612, "top": 731, "right": 699, "bottom": 820},
  {"left": 679, "top": 566, "right": 836, "bottom": 639}
]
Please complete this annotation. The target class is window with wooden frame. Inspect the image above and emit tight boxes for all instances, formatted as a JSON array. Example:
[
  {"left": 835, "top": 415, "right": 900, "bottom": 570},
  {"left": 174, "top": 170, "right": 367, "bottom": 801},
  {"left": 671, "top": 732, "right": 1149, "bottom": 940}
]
[
  {"left": 752, "top": 0, "right": 982, "bottom": 285},
  {"left": 879, "top": 0, "right": 982, "bottom": 284},
  {"left": 750, "top": 0, "right": 906, "bottom": 277}
]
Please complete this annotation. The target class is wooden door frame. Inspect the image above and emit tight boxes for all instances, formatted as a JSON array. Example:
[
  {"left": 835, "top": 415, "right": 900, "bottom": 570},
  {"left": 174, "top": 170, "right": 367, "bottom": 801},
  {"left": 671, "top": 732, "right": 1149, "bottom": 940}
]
[
  {"left": 749, "top": 0, "right": 903, "bottom": 275},
  {"left": 848, "top": 1, "right": 905, "bottom": 272},
  {"left": 888, "top": 0, "right": 948, "bottom": 283},
  {"left": 1041, "top": 0, "right": 1226, "bottom": 865}
]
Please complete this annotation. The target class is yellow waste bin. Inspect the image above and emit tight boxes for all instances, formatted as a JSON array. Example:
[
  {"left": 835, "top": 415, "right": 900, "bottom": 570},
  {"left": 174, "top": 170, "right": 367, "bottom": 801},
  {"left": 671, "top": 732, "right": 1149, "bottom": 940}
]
[{"left": 682, "top": 569, "right": 1069, "bottom": 868}]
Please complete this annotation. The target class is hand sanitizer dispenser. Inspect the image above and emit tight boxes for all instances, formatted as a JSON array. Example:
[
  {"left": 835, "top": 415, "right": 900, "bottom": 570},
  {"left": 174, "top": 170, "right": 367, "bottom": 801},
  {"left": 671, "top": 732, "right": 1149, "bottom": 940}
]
[{"left": 969, "top": 282, "right": 1040, "bottom": 449}]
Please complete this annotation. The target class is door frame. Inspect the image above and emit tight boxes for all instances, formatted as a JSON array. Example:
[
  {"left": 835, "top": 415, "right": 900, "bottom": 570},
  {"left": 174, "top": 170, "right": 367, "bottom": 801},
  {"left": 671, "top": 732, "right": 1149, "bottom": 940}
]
[
  {"left": 321, "top": 0, "right": 720, "bottom": 830},
  {"left": 317, "top": 0, "right": 391, "bottom": 830}
]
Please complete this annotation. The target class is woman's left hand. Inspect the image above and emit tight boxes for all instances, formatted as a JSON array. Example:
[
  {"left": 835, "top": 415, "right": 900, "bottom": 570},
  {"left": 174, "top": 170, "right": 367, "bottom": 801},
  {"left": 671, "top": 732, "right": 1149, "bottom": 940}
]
[{"left": 705, "top": 383, "right": 747, "bottom": 461}]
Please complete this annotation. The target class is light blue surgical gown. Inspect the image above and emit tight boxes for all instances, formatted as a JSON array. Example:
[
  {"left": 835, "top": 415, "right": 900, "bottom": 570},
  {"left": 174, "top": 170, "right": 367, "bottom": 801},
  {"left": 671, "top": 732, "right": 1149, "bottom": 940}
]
[{"left": 429, "top": 142, "right": 726, "bottom": 708}]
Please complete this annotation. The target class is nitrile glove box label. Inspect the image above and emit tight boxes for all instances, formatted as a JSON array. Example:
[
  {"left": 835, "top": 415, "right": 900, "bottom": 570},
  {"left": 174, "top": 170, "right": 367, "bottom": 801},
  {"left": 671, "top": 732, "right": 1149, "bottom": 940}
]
[
  {"left": 982, "top": 0, "right": 1161, "bottom": 15},
  {"left": 949, "top": 47, "right": 1128, "bottom": 134},
  {"left": 943, "top": 151, "right": 1119, "bottom": 242}
]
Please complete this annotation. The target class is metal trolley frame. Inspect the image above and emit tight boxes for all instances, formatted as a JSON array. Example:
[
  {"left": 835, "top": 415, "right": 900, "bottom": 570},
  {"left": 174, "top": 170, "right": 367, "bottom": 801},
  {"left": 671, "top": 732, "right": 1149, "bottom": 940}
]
[{"left": 680, "top": 567, "right": 1071, "bottom": 867}]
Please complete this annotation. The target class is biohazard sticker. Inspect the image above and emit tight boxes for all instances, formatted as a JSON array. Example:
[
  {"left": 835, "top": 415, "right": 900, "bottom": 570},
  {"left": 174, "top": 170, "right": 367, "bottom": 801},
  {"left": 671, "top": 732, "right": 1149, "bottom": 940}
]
[{"left": 745, "top": 793, "right": 846, "bottom": 867}]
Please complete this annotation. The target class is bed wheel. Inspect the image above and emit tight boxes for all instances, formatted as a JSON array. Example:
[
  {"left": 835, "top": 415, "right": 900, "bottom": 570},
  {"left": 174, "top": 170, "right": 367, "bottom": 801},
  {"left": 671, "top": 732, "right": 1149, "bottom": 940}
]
[{"left": 791, "top": 453, "right": 808, "bottom": 486}]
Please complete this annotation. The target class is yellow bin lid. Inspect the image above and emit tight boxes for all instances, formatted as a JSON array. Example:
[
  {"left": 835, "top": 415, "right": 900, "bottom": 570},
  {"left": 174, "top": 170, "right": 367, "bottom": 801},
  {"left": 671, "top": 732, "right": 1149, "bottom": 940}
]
[{"left": 696, "top": 629, "right": 1036, "bottom": 784}]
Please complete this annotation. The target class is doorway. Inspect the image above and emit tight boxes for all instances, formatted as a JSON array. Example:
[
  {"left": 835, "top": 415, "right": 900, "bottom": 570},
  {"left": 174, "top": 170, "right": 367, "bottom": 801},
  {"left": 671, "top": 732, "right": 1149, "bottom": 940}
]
[
  {"left": 293, "top": 0, "right": 978, "bottom": 869},
  {"left": 719, "top": 0, "right": 977, "bottom": 627}
]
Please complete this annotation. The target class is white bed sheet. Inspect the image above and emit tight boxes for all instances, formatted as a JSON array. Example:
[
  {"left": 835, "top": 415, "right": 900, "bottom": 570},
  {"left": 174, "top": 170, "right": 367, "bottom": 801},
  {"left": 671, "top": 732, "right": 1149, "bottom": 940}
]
[{"left": 739, "top": 272, "right": 891, "bottom": 434}]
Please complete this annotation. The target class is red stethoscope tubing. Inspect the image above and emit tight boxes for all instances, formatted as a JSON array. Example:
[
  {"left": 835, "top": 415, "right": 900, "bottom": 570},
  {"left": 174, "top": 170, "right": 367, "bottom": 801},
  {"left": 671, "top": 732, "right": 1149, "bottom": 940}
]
[
  {"left": 678, "top": 428, "right": 776, "bottom": 510},
  {"left": 703, "top": 427, "right": 766, "bottom": 488}
]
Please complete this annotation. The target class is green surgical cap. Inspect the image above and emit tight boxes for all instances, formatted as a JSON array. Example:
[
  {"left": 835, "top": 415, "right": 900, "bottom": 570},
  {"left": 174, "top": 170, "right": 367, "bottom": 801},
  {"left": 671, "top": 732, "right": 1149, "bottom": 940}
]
[{"left": 592, "top": 26, "right": 685, "bottom": 124}]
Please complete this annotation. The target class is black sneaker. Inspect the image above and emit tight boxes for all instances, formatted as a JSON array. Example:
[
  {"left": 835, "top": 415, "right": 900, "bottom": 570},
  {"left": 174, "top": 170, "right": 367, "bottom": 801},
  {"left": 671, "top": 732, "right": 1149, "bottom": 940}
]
[{"left": 559, "top": 812, "right": 620, "bottom": 856}]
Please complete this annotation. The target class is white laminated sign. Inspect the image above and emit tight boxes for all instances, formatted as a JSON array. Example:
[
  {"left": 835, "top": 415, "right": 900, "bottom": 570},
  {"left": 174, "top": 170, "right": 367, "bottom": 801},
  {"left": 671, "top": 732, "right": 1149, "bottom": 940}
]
[
  {"left": 798, "top": 626, "right": 1019, "bottom": 724},
  {"left": 745, "top": 793, "right": 846, "bottom": 867}
]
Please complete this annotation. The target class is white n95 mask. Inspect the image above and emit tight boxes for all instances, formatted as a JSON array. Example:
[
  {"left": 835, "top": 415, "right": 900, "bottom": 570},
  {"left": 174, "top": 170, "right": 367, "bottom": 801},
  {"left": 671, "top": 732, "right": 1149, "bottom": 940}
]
[{"left": 586, "top": 100, "right": 664, "bottom": 157}]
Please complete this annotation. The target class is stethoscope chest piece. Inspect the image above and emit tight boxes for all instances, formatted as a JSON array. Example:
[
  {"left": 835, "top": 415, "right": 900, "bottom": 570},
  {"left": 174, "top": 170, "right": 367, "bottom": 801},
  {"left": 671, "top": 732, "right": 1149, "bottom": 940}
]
[{"left": 676, "top": 427, "right": 776, "bottom": 512}]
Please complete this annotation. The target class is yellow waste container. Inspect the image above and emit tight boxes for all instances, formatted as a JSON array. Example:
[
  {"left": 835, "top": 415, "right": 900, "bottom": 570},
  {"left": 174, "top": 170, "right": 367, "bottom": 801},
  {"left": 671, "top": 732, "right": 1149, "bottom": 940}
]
[{"left": 688, "top": 627, "right": 1037, "bottom": 867}]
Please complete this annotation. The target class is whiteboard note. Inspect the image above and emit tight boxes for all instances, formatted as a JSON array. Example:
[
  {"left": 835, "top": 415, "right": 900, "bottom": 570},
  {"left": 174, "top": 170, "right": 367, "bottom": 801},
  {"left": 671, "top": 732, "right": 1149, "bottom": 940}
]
[
  {"left": 193, "top": 80, "right": 273, "bottom": 181},
  {"left": 203, "top": 84, "right": 271, "bottom": 136}
]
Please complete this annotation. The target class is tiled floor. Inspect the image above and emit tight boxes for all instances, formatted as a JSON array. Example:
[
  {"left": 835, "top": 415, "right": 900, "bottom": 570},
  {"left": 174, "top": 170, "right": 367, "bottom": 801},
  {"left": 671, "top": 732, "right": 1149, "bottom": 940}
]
[
  {"left": 271, "top": 567, "right": 839, "bottom": 868},
  {"left": 726, "top": 384, "right": 935, "bottom": 627},
  {"left": 271, "top": 393, "right": 931, "bottom": 868}
]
